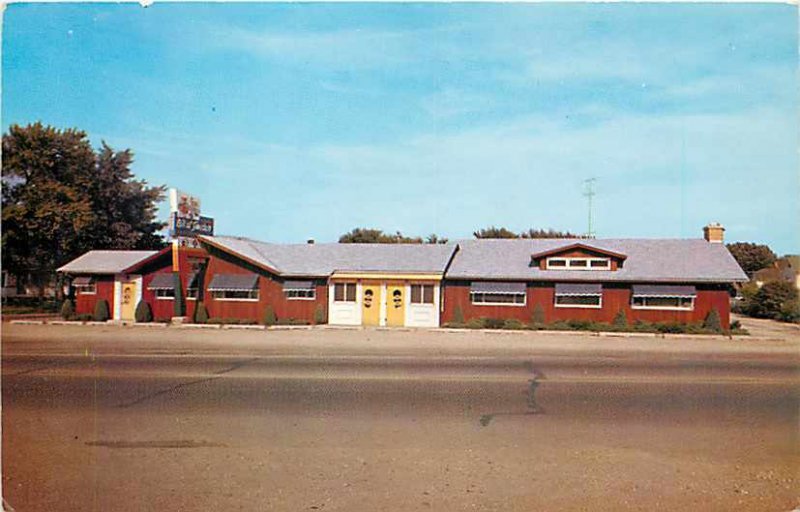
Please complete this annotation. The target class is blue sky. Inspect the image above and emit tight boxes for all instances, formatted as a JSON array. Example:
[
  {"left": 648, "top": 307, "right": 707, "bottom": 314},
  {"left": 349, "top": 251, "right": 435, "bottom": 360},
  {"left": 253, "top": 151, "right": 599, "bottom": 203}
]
[{"left": 3, "top": 3, "right": 798, "bottom": 254}]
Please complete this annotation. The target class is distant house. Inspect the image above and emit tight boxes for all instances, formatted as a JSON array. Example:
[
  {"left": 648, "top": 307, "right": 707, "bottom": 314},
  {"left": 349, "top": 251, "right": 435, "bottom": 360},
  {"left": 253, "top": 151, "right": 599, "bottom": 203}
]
[{"left": 753, "top": 256, "right": 800, "bottom": 291}]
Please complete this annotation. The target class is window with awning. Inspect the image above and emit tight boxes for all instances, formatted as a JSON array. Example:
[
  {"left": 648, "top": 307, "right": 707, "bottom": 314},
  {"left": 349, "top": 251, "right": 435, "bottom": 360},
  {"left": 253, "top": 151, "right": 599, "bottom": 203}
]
[
  {"left": 148, "top": 273, "right": 176, "bottom": 299},
  {"left": 73, "top": 276, "right": 96, "bottom": 294},
  {"left": 631, "top": 285, "right": 695, "bottom": 310},
  {"left": 554, "top": 283, "right": 602, "bottom": 308},
  {"left": 283, "top": 280, "right": 315, "bottom": 300},
  {"left": 208, "top": 273, "right": 259, "bottom": 300},
  {"left": 470, "top": 282, "right": 526, "bottom": 305}
]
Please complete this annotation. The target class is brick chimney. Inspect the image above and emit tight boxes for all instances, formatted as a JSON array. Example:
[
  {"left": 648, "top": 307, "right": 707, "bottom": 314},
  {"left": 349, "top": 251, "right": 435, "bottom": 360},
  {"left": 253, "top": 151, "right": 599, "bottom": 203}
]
[
  {"left": 703, "top": 223, "right": 725, "bottom": 243},
  {"left": 307, "top": 239, "right": 315, "bottom": 245}
]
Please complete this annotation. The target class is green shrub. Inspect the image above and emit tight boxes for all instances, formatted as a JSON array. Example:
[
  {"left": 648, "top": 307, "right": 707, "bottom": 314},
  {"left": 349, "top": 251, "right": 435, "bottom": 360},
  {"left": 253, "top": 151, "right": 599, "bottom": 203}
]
[
  {"left": 777, "top": 299, "right": 800, "bottom": 323},
  {"left": 703, "top": 309, "right": 723, "bottom": 333},
  {"left": 314, "top": 305, "right": 326, "bottom": 325},
  {"left": 483, "top": 318, "right": 505, "bottom": 329},
  {"left": 466, "top": 318, "right": 485, "bottom": 329},
  {"left": 60, "top": 299, "right": 74, "bottom": 320},
  {"left": 452, "top": 305, "right": 465, "bottom": 324},
  {"left": 134, "top": 301, "right": 153, "bottom": 323},
  {"left": 276, "top": 318, "right": 310, "bottom": 326},
  {"left": 612, "top": 310, "right": 628, "bottom": 328},
  {"left": 503, "top": 319, "right": 525, "bottom": 330},
  {"left": 747, "top": 281, "right": 798, "bottom": 320},
  {"left": 194, "top": 302, "right": 209, "bottom": 324},
  {"left": 208, "top": 317, "right": 257, "bottom": 325},
  {"left": 548, "top": 321, "right": 571, "bottom": 331},
  {"left": 262, "top": 305, "right": 277, "bottom": 326},
  {"left": 655, "top": 322, "right": 684, "bottom": 334},
  {"left": 531, "top": 304, "right": 545, "bottom": 325},
  {"left": 74, "top": 313, "right": 93, "bottom": 321},
  {"left": 566, "top": 319, "right": 594, "bottom": 331},
  {"left": 93, "top": 299, "right": 110, "bottom": 322}
]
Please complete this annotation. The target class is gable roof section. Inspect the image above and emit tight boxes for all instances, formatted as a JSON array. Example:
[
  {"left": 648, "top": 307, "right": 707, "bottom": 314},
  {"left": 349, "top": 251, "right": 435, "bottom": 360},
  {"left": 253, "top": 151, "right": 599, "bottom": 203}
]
[
  {"left": 447, "top": 238, "right": 748, "bottom": 283},
  {"left": 57, "top": 250, "right": 158, "bottom": 275},
  {"left": 529, "top": 242, "right": 628, "bottom": 261},
  {"left": 198, "top": 235, "right": 458, "bottom": 277}
]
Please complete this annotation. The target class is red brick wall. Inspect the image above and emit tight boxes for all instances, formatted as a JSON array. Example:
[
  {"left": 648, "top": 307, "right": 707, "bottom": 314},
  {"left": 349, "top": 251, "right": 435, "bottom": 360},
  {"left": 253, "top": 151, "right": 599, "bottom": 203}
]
[
  {"left": 74, "top": 275, "right": 115, "bottom": 317},
  {"left": 442, "top": 282, "right": 731, "bottom": 329}
]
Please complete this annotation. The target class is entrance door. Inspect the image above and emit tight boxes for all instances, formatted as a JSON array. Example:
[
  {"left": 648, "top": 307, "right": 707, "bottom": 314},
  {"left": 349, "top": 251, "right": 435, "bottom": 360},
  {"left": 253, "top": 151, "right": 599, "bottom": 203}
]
[
  {"left": 121, "top": 282, "right": 137, "bottom": 321},
  {"left": 361, "top": 284, "right": 381, "bottom": 326},
  {"left": 386, "top": 284, "right": 405, "bottom": 327}
]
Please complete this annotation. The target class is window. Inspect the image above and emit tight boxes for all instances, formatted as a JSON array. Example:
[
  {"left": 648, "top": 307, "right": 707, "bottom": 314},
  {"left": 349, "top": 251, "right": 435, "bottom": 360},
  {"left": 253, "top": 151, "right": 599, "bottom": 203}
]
[
  {"left": 555, "top": 295, "right": 601, "bottom": 307},
  {"left": 630, "top": 285, "right": 696, "bottom": 310},
  {"left": 546, "top": 257, "right": 610, "bottom": 270},
  {"left": 285, "top": 289, "right": 315, "bottom": 300},
  {"left": 210, "top": 289, "right": 259, "bottom": 300},
  {"left": 155, "top": 289, "right": 175, "bottom": 299},
  {"left": 334, "top": 283, "right": 357, "bottom": 302},
  {"left": 410, "top": 284, "right": 434, "bottom": 304},
  {"left": 470, "top": 282, "right": 526, "bottom": 306},
  {"left": 554, "top": 283, "right": 602, "bottom": 308},
  {"left": 632, "top": 296, "right": 694, "bottom": 310},
  {"left": 471, "top": 293, "right": 526, "bottom": 305},
  {"left": 75, "top": 283, "right": 96, "bottom": 294}
]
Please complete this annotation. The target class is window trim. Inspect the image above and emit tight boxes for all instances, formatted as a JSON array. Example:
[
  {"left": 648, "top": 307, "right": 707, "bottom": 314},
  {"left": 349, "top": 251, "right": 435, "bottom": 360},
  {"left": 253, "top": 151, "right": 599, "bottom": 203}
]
[
  {"left": 155, "top": 288, "right": 175, "bottom": 300},
  {"left": 631, "top": 295, "right": 695, "bottom": 311},
  {"left": 284, "top": 288, "right": 316, "bottom": 301},
  {"left": 554, "top": 294, "right": 603, "bottom": 309},
  {"left": 75, "top": 285, "right": 97, "bottom": 295},
  {"left": 209, "top": 289, "right": 260, "bottom": 302},
  {"left": 470, "top": 291, "right": 527, "bottom": 307},
  {"left": 410, "top": 284, "right": 435, "bottom": 305},
  {"left": 546, "top": 257, "right": 611, "bottom": 271},
  {"left": 333, "top": 282, "right": 357, "bottom": 303}
]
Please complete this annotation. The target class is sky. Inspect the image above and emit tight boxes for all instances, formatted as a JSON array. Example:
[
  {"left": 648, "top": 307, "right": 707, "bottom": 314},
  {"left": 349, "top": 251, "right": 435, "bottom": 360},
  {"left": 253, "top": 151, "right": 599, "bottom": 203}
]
[{"left": 3, "top": 2, "right": 798, "bottom": 254}]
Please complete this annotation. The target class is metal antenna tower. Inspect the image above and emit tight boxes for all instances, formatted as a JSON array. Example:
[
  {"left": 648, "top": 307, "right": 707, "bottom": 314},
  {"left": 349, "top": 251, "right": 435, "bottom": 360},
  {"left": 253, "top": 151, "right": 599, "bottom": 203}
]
[{"left": 583, "top": 178, "right": 597, "bottom": 238}]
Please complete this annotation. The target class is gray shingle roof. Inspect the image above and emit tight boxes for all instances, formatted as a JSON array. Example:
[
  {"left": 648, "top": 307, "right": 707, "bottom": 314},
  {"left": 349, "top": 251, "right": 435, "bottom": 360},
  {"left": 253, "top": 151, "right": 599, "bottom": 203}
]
[
  {"left": 57, "top": 250, "right": 158, "bottom": 274},
  {"left": 200, "top": 236, "right": 457, "bottom": 277},
  {"left": 447, "top": 239, "right": 747, "bottom": 283}
]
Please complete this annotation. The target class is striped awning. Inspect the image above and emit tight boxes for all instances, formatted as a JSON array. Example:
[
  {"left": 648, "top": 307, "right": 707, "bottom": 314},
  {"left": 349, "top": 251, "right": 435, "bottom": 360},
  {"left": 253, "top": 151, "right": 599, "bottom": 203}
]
[
  {"left": 632, "top": 285, "right": 696, "bottom": 297},
  {"left": 148, "top": 273, "right": 176, "bottom": 291},
  {"left": 470, "top": 282, "right": 526, "bottom": 294},
  {"left": 555, "top": 283, "right": 602, "bottom": 296},
  {"left": 283, "top": 280, "right": 314, "bottom": 291},
  {"left": 72, "top": 276, "right": 94, "bottom": 286},
  {"left": 207, "top": 273, "right": 258, "bottom": 291}
]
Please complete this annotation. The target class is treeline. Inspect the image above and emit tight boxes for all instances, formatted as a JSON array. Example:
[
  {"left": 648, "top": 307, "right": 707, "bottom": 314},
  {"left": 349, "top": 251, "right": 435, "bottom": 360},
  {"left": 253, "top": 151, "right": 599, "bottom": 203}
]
[{"left": 339, "top": 226, "right": 580, "bottom": 244}]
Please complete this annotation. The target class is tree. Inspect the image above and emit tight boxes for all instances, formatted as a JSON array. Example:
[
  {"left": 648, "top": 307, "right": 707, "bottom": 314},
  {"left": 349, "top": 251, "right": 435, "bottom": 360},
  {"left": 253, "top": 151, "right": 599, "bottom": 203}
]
[
  {"left": 338, "top": 227, "right": 445, "bottom": 244},
  {"left": 473, "top": 226, "right": 518, "bottom": 239},
  {"left": 726, "top": 242, "right": 777, "bottom": 276},
  {"left": 520, "top": 228, "right": 580, "bottom": 239},
  {"left": 746, "top": 281, "right": 798, "bottom": 320},
  {"left": 2, "top": 123, "right": 166, "bottom": 296}
]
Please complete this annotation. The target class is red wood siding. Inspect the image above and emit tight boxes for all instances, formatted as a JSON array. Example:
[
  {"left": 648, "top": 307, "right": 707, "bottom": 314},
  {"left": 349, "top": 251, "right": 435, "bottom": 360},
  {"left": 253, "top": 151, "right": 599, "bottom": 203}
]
[
  {"left": 442, "top": 282, "right": 731, "bottom": 329},
  {"left": 137, "top": 248, "right": 205, "bottom": 322},
  {"left": 203, "top": 252, "right": 328, "bottom": 324},
  {"left": 74, "top": 275, "right": 115, "bottom": 317}
]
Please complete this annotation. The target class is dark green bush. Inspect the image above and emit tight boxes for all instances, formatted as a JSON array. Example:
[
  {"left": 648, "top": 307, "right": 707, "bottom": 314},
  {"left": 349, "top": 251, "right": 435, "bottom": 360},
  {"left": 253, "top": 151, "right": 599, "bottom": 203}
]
[
  {"left": 778, "top": 299, "right": 800, "bottom": 323},
  {"left": 531, "top": 304, "right": 545, "bottom": 325},
  {"left": 134, "top": 301, "right": 153, "bottom": 323},
  {"left": 314, "top": 305, "right": 326, "bottom": 325},
  {"left": 746, "top": 281, "right": 798, "bottom": 320},
  {"left": 60, "top": 299, "right": 74, "bottom": 320},
  {"left": 262, "top": 305, "right": 276, "bottom": 326},
  {"left": 612, "top": 310, "right": 628, "bottom": 328},
  {"left": 466, "top": 318, "right": 485, "bottom": 329},
  {"left": 503, "top": 319, "right": 525, "bottom": 330},
  {"left": 74, "top": 313, "right": 93, "bottom": 321},
  {"left": 193, "top": 302, "right": 209, "bottom": 324},
  {"left": 703, "top": 309, "right": 723, "bottom": 333},
  {"left": 566, "top": 319, "right": 594, "bottom": 331},
  {"left": 452, "top": 305, "right": 465, "bottom": 325},
  {"left": 93, "top": 299, "right": 110, "bottom": 322},
  {"left": 276, "top": 318, "right": 310, "bottom": 326},
  {"left": 655, "top": 322, "right": 684, "bottom": 334},
  {"left": 483, "top": 318, "right": 505, "bottom": 329},
  {"left": 208, "top": 317, "right": 257, "bottom": 325}
]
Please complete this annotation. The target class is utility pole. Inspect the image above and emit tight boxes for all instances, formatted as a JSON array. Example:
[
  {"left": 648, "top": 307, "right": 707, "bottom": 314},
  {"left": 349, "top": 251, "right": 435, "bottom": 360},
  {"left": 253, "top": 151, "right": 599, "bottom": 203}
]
[{"left": 583, "top": 178, "right": 597, "bottom": 238}]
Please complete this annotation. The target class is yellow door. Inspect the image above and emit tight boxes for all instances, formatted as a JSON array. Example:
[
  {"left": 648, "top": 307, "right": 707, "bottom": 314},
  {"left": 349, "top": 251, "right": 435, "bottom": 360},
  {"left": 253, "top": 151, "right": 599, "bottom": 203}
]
[
  {"left": 386, "top": 284, "right": 405, "bottom": 327},
  {"left": 361, "top": 284, "right": 381, "bottom": 326},
  {"left": 121, "top": 282, "right": 137, "bottom": 321}
]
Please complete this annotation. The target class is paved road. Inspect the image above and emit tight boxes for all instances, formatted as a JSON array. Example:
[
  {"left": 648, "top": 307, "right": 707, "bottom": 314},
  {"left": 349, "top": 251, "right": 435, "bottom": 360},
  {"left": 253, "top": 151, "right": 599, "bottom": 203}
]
[{"left": 3, "top": 329, "right": 799, "bottom": 511}]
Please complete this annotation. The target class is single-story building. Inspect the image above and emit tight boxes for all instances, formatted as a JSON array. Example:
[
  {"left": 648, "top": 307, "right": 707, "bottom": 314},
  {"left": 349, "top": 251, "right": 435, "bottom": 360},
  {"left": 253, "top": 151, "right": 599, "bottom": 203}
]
[
  {"left": 442, "top": 225, "right": 747, "bottom": 329},
  {"left": 57, "top": 224, "right": 747, "bottom": 329}
]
